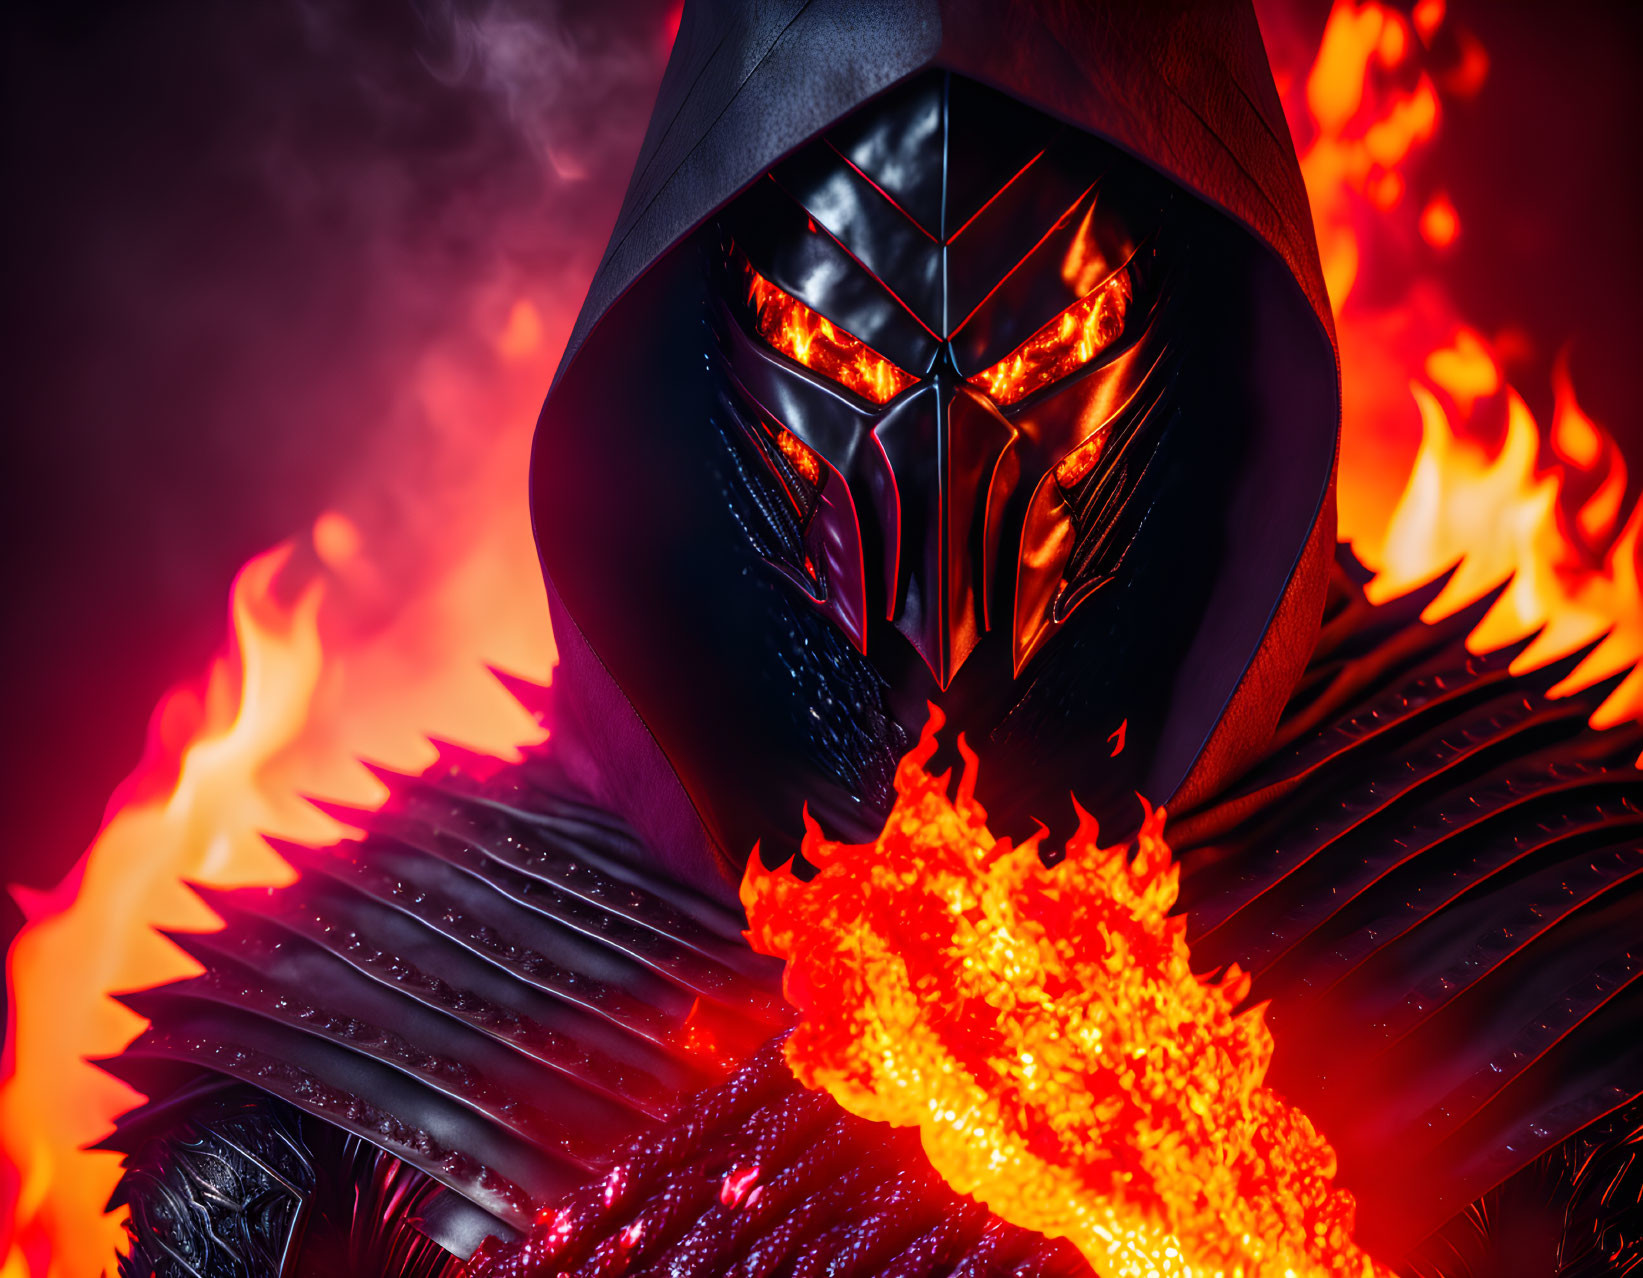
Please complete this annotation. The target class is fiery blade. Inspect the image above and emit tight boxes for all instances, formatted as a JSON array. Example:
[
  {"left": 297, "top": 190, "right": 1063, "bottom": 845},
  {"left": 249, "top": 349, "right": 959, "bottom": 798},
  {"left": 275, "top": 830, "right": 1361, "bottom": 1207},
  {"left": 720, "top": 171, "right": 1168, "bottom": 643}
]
[
  {"left": 743, "top": 708, "right": 1389, "bottom": 1278},
  {"left": 970, "top": 269, "right": 1132, "bottom": 408},
  {"left": 745, "top": 258, "right": 918, "bottom": 405}
]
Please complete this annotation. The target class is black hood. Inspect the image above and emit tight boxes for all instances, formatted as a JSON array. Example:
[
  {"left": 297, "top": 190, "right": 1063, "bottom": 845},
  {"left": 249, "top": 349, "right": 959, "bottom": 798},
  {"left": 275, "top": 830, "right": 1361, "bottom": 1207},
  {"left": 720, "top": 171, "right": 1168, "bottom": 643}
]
[{"left": 531, "top": 0, "right": 1339, "bottom": 902}]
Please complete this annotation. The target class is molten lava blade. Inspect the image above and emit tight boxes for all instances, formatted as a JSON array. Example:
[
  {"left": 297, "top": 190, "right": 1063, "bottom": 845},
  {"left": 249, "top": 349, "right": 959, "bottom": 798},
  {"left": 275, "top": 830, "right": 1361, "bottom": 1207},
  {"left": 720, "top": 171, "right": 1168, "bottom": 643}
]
[{"left": 742, "top": 708, "right": 1391, "bottom": 1278}]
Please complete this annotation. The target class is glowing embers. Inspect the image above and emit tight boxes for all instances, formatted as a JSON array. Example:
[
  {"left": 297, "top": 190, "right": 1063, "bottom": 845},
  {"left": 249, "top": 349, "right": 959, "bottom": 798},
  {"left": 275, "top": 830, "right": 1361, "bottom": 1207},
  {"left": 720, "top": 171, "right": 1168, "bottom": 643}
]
[
  {"left": 1054, "top": 430, "right": 1108, "bottom": 490},
  {"left": 744, "top": 259, "right": 917, "bottom": 405},
  {"left": 752, "top": 416, "right": 823, "bottom": 535},
  {"left": 971, "top": 269, "right": 1132, "bottom": 407},
  {"left": 742, "top": 707, "right": 1392, "bottom": 1278},
  {"left": 772, "top": 424, "right": 821, "bottom": 486}
]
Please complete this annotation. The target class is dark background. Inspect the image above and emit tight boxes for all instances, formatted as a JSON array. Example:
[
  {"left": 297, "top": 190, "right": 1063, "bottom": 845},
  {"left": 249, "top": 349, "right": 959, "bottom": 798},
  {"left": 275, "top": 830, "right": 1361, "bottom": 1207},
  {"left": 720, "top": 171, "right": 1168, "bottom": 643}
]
[{"left": 1, "top": 0, "right": 1640, "bottom": 960}]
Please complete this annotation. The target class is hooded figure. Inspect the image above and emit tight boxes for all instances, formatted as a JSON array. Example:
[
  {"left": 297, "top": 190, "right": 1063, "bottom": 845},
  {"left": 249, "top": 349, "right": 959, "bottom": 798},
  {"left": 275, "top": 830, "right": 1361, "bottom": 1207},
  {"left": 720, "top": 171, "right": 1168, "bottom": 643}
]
[
  {"left": 105, "top": 3, "right": 1643, "bottom": 1277},
  {"left": 530, "top": 0, "right": 1338, "bottom": 898}
]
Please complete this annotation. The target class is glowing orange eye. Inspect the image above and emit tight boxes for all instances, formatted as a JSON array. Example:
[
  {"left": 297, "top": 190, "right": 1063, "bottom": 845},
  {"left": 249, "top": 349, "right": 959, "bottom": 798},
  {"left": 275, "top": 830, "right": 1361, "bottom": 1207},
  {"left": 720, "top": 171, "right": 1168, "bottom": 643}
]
[
  {"left": 744, "top": 262, "right": 917, "bottom": 405},
  {"left": 970, "top": 269, "right": 1132, "bottom": 407}
]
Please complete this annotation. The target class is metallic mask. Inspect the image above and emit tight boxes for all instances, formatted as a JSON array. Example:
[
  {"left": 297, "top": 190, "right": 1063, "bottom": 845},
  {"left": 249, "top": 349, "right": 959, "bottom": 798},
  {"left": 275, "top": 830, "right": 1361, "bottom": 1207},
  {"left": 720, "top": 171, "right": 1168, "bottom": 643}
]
[{"left": 712, "top": 70, "right": 1176, "bottom": 688}]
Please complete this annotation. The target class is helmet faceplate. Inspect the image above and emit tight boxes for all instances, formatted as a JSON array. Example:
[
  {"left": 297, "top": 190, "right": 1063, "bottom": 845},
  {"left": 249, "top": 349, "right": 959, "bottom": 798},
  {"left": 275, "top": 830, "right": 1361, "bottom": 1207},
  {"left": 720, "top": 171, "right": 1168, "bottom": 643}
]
[
  {"left": 531, "top": 45, "right": 1336, "bottom": 883},
  {"left": 713, "top": 71, "right": 1177, "bottom": 689}
]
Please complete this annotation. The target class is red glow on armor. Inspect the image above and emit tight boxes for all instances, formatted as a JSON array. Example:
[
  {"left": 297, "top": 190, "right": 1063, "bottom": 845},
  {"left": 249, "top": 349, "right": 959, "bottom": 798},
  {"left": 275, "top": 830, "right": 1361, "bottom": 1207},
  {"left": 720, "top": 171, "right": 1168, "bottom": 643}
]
[
  {"left": 742, "top": 707, "right": 1393, "bottom": 1278},
  {"left": 718, "top": 1165, "right": 760, "bottom": 1208},
  {"left": 1061, "top": 201, "right": 1114, "bottom": 297},
  {"left": 970, "top": 270, "right": 1131, "bottom": 407},
  {"left": 669, "top": 993, "right": 772, "bottom": 1075},
  {"left": 744, "top": 259, "right": 916, "bottom": 405}
]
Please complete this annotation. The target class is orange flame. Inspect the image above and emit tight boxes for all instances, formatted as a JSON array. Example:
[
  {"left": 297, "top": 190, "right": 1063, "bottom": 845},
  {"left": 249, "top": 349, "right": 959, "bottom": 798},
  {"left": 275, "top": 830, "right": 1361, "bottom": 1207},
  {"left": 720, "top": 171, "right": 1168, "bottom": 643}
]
[
  {"left": 743, "top": 709, "right": 1390, "bottom": 1278},
  {"left": 0, "top": 295, "right": 559, "bottom": 1278},
  {"left": 1298, "top": 0, "right": 1643, "bottom": 730}
]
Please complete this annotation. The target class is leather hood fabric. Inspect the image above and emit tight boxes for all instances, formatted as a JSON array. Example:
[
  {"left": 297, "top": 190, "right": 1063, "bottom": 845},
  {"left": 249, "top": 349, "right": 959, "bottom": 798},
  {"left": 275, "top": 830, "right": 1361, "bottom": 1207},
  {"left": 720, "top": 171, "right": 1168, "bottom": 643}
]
[{"left": 531, "top": 0, "right": 1340, "bottom": 898}]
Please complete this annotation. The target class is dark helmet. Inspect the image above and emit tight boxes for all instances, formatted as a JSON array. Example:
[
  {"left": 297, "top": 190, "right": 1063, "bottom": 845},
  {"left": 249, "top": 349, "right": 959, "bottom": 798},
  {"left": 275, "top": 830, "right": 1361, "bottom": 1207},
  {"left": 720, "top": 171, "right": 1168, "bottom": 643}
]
[
  {"left": 531, "top": 0, "right": 1339, "bottom": 899},
  {"left": 713, "top": 71, "right": 1179, "bottom": 689}
]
